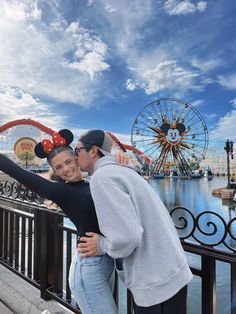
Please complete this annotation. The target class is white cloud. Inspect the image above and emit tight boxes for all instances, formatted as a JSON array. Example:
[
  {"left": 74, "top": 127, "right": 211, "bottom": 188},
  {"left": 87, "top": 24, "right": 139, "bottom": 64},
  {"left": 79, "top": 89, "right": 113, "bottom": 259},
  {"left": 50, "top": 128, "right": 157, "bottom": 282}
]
[
  {"left": 197, "top": 1, "right": 207, "bottom": 12},
  {"left": 65, "top": 22, "right": 110, "bottom": 79},
  {"left": 66, "top": 21, "right": 80, "bottom": 34},
  {"left": 191, "top": 58, "right": 222, "bottom": 72},
  {"left": 126, "top": 79, "right": 137, "bottom": 91},
  {"left": 112, "top": 132, "right": 132, "bottom": 145},
  {"left": 230, "top": 98, "right": 236, "bottom": 108},
  {"left": 207, "top": 113, "right": 217, "bottom": 121},
  {"left": 104, "top": 5, "right": 117, "bottom": 13},
  {"left": 218, "top": 74, "right": 236, "bottom": 90},
  {"left": 164, "top": 0, "right": 207, "bottom": 16},
  {"left": 87, "top": 0, "right": 94, "bottom": 6},
  {"left": 2, "top": 0, "right": 41, "bottom": 22},
  {"left": 95, "top": 1, "right": 210, "bottom": 96},
  {"left": 210, "top": 110, "right": 236, "bottom": 142},
  {"left": 0, "top": 87, "right": 65, "bottom": 130},
  {"left": 98, "top": 0, "right": 154, "bottom": 56},
  {"left": 0, "top": 0, "right": 110, "bottom": 106},
  {"left": 90, "top": 1, "right": 203, "bottom": 96},
  {"left": 191, "top": 99, "right": 205, "bottom": 107},
  {"left": 66, "top": 51, "right": 110, "bottom": 79},
  {"left": 126, "top": 60, "right": 199, "bottom": 94},
  {"left": 201, "top": 77, "right": 215, "bottom": 85}
]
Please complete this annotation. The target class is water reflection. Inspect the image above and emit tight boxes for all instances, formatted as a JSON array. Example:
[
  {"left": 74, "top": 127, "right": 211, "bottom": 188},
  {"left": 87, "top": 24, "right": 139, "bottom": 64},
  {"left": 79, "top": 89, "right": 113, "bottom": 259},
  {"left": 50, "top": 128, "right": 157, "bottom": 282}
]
[{"left": 150, "top": 176, "right": 236, "bottom": 217}]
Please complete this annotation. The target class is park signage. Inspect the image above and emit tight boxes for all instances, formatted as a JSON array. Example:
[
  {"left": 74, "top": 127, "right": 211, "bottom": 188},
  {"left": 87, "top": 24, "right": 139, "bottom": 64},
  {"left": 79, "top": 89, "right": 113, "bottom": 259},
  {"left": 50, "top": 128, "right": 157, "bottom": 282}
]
[{"left": 14, "top": 137, "right": 37, "bottom": 161}]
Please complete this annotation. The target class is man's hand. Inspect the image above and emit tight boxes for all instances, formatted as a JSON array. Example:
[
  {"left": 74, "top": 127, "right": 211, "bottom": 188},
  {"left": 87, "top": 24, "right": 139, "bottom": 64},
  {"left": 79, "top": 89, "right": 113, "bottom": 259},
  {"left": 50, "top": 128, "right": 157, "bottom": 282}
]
[{"left": 77, "top": 232, "right": 101, "bottom": 257}]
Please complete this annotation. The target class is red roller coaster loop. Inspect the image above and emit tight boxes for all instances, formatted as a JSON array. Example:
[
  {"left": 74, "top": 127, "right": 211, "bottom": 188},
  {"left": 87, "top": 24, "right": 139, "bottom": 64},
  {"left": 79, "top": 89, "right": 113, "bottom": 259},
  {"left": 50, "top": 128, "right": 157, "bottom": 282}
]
[{"left": 0, "top": 119, "right": 55, "bottom": 135}]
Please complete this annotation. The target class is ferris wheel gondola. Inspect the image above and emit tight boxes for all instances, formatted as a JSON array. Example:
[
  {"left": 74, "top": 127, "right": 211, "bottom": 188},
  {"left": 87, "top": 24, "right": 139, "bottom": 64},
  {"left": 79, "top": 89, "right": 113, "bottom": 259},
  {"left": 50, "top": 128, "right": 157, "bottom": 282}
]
[{"left": 131, "top": 98, "right": 208, "bottom": 176}]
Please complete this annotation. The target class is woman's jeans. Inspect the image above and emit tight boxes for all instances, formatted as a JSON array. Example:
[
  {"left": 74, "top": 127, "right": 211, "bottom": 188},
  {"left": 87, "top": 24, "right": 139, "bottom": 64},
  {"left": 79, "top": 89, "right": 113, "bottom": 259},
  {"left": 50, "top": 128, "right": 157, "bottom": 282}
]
[{"left": 69, "top": 252, "right": 118, "bottom": 314}]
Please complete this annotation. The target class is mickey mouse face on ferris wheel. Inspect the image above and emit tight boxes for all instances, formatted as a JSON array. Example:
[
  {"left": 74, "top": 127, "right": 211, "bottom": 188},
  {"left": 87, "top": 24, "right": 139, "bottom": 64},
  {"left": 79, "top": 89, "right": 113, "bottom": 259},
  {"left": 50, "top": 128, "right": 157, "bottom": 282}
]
[{"left": 160, "top": 123, "right": 186, "bottom": 146}]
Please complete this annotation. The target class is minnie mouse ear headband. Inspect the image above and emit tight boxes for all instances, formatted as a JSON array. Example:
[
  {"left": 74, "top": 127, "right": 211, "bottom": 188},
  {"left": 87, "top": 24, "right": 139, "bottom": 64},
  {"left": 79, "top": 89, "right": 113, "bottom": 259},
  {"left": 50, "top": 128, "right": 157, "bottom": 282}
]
[{"left": 34, "top": 129, "right": 74, "bottom": 159}]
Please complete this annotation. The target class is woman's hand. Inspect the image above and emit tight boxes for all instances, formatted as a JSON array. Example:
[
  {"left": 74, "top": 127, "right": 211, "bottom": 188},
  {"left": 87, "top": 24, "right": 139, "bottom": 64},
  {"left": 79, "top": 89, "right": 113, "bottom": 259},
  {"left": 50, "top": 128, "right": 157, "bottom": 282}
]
[
  {"left": 77, "top": 232, "right": 101, "bottom": 256},
  {"left": 113, "top": 151, "right": 129, "bottom": 165}
]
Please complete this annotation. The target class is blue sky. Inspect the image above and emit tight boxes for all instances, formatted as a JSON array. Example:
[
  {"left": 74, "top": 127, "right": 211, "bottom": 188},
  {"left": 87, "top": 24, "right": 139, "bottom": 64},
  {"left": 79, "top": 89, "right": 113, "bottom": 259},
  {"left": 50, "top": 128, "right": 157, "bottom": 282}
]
[{"left": 0, "top": 0, "right": 236, "bottom": 152}]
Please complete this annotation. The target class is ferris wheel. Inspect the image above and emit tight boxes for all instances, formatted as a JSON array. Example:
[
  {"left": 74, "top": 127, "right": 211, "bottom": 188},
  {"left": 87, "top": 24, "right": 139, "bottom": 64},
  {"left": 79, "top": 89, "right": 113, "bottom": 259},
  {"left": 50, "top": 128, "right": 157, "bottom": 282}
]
[{"left": 131, "top": 98, "right": 208, "bottom": 175}]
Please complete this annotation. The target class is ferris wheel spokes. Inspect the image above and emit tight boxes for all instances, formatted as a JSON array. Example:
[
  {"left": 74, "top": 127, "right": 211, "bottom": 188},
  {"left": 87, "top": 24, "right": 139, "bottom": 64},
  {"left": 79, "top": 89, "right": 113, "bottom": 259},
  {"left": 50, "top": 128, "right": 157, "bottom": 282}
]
[{"left": 131, "top": 98, "right": 208, "bottom": 176}]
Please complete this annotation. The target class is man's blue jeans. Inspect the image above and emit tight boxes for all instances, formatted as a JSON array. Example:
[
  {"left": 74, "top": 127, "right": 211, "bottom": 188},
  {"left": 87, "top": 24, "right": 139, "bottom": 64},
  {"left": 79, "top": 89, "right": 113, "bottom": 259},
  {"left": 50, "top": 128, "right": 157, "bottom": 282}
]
[{"left": 69, "top": 252, "right": 118, "bottom": 314}]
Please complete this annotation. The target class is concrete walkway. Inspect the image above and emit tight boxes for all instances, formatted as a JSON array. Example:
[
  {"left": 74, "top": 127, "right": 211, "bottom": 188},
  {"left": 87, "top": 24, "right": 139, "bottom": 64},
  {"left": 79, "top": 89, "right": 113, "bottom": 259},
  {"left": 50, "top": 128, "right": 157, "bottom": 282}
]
[
  {"left": 0, "top": 265, "right": 74, "bottom": 314},
  {"left": 0, "top": 301, "right": 14, "bottom": 314}
]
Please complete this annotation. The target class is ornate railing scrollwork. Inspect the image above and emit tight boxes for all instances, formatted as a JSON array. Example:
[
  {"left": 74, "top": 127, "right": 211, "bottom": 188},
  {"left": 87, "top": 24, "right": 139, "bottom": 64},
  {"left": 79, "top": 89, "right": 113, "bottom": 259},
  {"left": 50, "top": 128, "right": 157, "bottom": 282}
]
[
  {"left": 0, "top": 180, "right": 42, "bottom": 204},
  {"left": 170, "top": 206, "right": 236, "bottom": 253},
  {"left": 0, "top": 180, "right": 17, "bottom": 197}
]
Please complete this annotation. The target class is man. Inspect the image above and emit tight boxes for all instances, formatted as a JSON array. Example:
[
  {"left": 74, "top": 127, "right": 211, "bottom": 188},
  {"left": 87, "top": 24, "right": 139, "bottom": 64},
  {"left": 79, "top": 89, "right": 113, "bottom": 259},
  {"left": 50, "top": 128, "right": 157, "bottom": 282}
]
[{"left": 75, "top": 129, "right": 193, "bottom": 314}]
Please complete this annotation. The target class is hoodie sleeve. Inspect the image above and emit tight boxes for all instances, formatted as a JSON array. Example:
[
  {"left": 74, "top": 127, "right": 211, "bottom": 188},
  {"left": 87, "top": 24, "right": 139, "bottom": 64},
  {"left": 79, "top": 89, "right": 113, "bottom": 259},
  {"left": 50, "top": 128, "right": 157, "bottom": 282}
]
[{"left": 90, "top": 181, "right": 143, "bottom": 259}]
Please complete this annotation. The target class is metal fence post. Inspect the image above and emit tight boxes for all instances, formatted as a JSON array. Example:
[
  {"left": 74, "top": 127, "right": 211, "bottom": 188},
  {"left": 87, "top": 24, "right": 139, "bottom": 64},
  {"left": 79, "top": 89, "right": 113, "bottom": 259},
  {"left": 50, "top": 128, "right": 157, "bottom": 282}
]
[
  {"left": 231, "top": 262, "right": 236, "bottom": 314},
  {"left": 33, "top": 209, "right": 41, "bottom": 283},
  {"left": 40, "top": 210, "right": 50, "bottom": 300},
  {"left": 202, "top": 256, "right": 216, "bottom": 314},
  {"left": 0, "top": 209, "right": 3, "bottom": 258},
  {"left": 39, "top": 209, "right": 63, "bottom": 300},
  {"left": 51, "top": 213, "right": 63, "bottom": 294}
]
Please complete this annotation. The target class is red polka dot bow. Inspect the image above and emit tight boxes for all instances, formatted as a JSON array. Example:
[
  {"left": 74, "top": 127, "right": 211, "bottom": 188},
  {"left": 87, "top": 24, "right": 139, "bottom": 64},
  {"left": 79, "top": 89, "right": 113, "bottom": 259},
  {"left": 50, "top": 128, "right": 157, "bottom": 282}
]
[{"left": 41, "top": 132, "right": 67, "bottom": 154}]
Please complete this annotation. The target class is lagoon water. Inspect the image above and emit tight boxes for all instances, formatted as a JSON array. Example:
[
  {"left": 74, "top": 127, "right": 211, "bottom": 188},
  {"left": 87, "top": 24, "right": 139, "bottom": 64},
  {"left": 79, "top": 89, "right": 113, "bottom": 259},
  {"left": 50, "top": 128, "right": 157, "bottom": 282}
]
[
  {"left": 149, "top": 176, "right": 236, "bottom": 217},
  {"left": 66, "top": 176, "right": 236, "bottom": 314}
]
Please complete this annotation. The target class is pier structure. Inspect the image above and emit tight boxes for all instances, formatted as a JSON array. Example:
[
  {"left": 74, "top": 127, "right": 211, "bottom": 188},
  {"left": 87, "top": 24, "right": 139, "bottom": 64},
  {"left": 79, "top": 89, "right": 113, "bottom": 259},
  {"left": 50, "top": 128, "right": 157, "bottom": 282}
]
[{"left": 0, "top": 181, "right": 235, "bottom": 314}]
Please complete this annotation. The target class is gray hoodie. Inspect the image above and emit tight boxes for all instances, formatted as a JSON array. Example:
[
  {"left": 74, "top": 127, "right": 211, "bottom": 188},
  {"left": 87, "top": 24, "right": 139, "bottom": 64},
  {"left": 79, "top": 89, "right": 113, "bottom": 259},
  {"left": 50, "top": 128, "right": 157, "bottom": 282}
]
[{"left": 90, "top": 156, "right": 193, "bottom": 307}]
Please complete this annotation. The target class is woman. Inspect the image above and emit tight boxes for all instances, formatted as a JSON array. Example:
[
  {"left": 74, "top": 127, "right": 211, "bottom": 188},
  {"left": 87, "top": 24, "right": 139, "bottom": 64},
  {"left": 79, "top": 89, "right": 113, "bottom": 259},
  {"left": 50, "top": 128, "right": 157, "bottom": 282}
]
[{"left": 0, "top": 129, "right": 117, "bottom": 314}]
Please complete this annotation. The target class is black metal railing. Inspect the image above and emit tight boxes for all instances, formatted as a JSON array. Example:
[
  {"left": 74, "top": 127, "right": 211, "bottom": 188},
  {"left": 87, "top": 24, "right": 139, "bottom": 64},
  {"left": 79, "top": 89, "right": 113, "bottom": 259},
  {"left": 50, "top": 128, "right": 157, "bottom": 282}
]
[
  {"left": 170, "top": 207, "right": 236, "bottom": 314},
  {"left": 0, "top": 181, "right": 236, "bottom": 314}
]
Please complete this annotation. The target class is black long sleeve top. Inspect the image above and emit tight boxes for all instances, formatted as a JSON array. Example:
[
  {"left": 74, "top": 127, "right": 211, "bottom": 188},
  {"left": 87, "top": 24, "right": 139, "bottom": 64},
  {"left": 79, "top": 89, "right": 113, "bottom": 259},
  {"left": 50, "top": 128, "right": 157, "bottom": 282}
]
[{"left": 0, "top": 153, "right": 101, "bottom": 237}]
